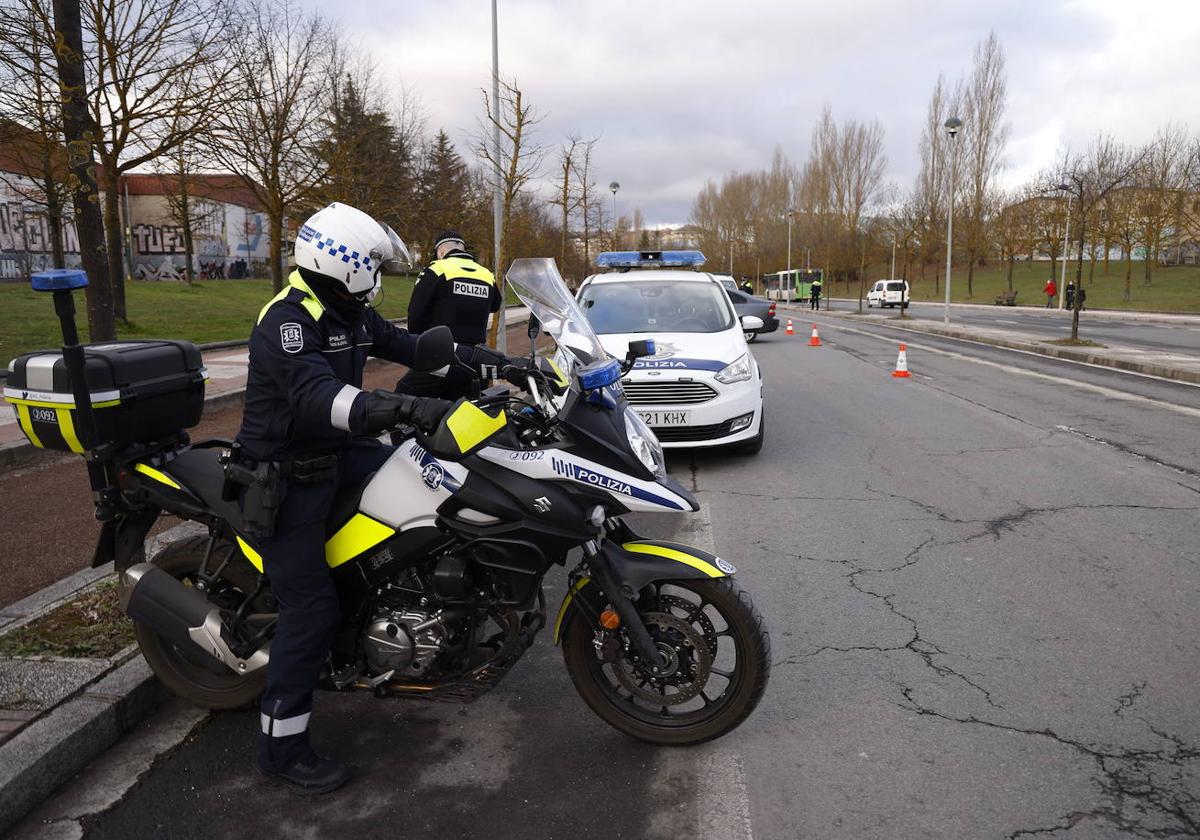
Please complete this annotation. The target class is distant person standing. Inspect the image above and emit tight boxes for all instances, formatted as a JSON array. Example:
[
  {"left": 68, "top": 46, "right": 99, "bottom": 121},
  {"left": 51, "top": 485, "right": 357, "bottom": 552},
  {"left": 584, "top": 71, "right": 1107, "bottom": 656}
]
[
  {"left": 1043, "top": 278, "right": 1057, "bottom": 308},
  {"left": 809, "top": 276, "right": 822, "bottom": 310},
  {"left": 1065, "top": 281, "right": 1076, "bottom": 310},
  {"left": 739, "top": 276, "right": 754, "bottom": 295},
  {"left": 398, "top": 231, "right": 502, "bottom": 398},
  {"left": 1076, "top": 286, "right": 1086, "bottom": 311}
]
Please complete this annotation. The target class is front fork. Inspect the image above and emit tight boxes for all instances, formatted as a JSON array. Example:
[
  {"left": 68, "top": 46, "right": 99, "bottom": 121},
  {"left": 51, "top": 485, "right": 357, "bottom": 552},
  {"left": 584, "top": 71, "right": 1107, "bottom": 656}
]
[{"left": 582, "top": 539, "right": 669, "bottom": 670}]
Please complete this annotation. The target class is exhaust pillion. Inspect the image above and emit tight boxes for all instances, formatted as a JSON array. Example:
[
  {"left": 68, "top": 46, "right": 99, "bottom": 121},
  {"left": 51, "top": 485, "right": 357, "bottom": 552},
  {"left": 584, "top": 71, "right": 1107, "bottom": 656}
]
[{"left": 6, "top": 261, "right": 769, "bottom": 746}]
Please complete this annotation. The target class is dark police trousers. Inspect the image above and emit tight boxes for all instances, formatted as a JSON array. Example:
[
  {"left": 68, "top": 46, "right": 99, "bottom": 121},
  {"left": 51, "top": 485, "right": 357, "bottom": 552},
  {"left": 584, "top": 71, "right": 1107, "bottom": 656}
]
[{"left": 256, "top": 441, "right": 395, "bottom": 771}]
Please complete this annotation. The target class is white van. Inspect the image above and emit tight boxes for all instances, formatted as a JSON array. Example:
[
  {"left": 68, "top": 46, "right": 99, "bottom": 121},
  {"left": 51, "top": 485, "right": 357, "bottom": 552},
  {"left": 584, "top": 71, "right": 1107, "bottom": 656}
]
[{"left": 867, "top": 279, "right": 910, "bottom": 309}]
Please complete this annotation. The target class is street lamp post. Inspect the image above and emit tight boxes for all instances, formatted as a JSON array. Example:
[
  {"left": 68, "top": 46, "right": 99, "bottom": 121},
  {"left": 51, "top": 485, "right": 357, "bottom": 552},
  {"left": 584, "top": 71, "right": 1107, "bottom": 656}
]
[
  {"left": 785, "top": 208, "right": 795, "bottom": 303},
  {"left": 890, "top": 237, "right": 896, "bottom": 281},
  {"left": 943, "top": 116, "right": 962, "bottom": 325},
  {"left": 1057, "top": 183, "right": 1072, "bottom": 311},
  {"left": 609, "top": 181, "right": 620, "bottom": 249},
  {"left": 490, "top": 0, "right": 505, "bottom": 353}
]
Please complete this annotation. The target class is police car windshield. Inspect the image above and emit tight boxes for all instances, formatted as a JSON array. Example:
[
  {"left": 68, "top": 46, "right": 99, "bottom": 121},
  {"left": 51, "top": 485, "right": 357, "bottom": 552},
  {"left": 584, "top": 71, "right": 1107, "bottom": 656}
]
[{"left": 579, "top": 281, "right": 735, "bottom": 335}]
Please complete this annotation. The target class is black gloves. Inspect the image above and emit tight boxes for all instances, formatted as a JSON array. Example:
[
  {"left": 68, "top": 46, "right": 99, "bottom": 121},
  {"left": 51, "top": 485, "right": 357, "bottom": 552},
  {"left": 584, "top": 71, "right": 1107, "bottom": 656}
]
[{"left": 360, "top": 390, "right": 452, "bottom": 435}]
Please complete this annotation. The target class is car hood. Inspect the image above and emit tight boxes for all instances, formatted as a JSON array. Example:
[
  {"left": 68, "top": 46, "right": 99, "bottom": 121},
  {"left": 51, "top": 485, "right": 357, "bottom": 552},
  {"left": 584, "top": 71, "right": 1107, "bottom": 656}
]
[{"left": 598, "top": 330, "right": 745, "bottom": 375}]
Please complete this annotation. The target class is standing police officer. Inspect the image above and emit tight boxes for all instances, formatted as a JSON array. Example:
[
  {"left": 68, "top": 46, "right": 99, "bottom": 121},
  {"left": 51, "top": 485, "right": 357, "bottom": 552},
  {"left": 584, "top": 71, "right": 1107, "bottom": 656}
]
[
  {"left": 399, "top": 231, "right": 502, "bottom": 398},
  {"left": 237, "top": 204, "right": 525, "bottom": 794}
]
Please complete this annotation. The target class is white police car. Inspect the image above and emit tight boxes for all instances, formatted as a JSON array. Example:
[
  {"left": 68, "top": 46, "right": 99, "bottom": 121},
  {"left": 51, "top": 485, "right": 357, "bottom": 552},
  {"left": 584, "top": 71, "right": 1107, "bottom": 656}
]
[{"left": 577, "top": 251, "right": 765, "bottom": 454}]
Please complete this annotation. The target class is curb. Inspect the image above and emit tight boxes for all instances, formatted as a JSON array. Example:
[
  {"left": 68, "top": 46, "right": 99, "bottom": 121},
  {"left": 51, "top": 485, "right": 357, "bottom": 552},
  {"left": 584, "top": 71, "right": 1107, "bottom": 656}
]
[
  {"left": 0, "top": 522, "right": 201, "bottom": 834},
  {"left": 786, "top": 305, "right": 1200, "bottom": 385},
  {"left": 0, "top": 656, "right": 165, "bottom": 836}
]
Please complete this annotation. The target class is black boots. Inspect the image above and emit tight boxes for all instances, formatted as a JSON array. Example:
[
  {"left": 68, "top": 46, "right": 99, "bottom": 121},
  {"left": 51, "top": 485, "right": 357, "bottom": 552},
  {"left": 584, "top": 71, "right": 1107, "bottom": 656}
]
[{"left": 256, "top": 750, "right": 350, "bottom": 795}]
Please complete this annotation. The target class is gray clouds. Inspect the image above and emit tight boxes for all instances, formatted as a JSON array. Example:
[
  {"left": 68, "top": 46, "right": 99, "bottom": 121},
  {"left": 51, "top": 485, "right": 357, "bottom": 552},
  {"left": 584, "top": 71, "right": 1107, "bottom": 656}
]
[{"left": 325, "top": 0, "right": 1200, "bottom": 224}]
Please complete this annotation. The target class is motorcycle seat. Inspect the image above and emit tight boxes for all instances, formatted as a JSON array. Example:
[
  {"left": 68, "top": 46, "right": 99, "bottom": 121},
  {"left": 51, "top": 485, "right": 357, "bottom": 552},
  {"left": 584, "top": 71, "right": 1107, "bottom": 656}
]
[{"left": 163, "top": 445, "right": 248, "bottom": 533}]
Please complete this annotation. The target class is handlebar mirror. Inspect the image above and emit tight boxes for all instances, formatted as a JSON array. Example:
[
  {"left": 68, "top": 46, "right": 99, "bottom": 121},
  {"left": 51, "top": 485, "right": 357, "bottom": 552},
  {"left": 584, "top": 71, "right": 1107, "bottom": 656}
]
[
  {"left": 412, "top": 325, "right": 456, "bottom": 372},
  {"left": 527, "top": 314, "right": 542, "bottom": 341}
]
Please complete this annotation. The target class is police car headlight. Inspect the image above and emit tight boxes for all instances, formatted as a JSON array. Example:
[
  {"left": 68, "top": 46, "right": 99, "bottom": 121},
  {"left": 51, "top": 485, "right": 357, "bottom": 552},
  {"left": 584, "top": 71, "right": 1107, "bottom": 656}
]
[
  {"left": 716, "top": 353, "right": 753, "bottom": 384},
  {"left": 624, "top": 407, "right": 665, "bottom": 478}
]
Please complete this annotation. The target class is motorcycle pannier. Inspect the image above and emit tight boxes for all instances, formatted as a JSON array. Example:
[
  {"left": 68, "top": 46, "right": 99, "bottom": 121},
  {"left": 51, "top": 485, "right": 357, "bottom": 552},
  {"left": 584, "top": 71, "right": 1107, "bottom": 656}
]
[{"left": 4, "top": 340, "right": 206, "bottom": 452}]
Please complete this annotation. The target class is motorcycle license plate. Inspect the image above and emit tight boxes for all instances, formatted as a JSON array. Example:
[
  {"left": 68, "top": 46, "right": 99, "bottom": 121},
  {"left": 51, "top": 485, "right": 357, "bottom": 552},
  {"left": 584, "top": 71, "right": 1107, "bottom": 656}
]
[{"left": 638, "top": 410, "right": 690, "bottom": 426}]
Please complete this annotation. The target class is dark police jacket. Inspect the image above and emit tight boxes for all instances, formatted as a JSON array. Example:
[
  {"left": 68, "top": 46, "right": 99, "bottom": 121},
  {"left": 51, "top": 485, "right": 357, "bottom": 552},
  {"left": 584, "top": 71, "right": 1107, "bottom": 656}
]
[
  {"left": 236, "top": 271, "right": 419, "bottom": 462},
  {"left": 407, "top": 249, "right": 502, "bottom": 345}
]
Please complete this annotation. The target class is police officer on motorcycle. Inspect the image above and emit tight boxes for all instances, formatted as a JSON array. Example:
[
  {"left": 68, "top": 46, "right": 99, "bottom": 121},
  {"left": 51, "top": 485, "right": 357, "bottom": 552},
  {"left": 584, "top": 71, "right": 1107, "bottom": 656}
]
[
  {"left": 397, "top": 230, "right": 502, "bottom": 398},
  {"left": 236, "top": 203, "right": 527, "bottom": 794}
]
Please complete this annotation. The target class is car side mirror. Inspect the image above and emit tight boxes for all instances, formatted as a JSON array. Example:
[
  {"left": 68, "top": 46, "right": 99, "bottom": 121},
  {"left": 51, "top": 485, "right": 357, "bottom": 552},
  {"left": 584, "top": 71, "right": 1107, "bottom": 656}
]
[
  {"left": 741, "top": 315, "right": 764, "bottom": 331},
  {"left": 412, "top": 325, "right": 456, "bottom": 371}
]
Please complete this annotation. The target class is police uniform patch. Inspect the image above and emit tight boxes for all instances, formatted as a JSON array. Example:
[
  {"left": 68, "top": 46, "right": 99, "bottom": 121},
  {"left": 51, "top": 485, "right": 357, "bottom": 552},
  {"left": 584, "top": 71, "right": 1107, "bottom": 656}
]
[
  {"left": 280, "top": 322, "right": 303, "bottom": 353},
  {"left": 452, "top": 280, "right": 489, "bottom": 299}
]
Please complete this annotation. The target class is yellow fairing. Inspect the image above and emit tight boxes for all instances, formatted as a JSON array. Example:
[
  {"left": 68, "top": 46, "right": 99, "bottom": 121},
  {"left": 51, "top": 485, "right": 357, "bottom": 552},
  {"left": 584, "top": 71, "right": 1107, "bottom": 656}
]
[
  {"left": 135, "top": 463, "right": 182, "bottom": 490},
  {"left": 622, "top": 542, "right": 726, "bottom": 578},
  {"left": 546, "top": 358, "right": 568, "bottom": 389},
  {"left": 553, "top": 577, "right": 593, "bottom": 645},
  {"left": 445, "top": 401, "right": 506, "bottom": 454},
  {"left": 237, "top": 537, "right": 265, "bottom": 573},
  {"left": 235, "top": 515, "right": 394, "bottom": 574},
  {"left": 325, "top": 513, "right": 394, "bottom": 569}
]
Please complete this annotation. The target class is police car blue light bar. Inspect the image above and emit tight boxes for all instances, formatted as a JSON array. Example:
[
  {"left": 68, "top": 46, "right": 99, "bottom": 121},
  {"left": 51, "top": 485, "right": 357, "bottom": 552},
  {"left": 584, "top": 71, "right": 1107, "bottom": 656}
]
[{"left": 596, "top": 250, "right": 707, "bottom": 268}]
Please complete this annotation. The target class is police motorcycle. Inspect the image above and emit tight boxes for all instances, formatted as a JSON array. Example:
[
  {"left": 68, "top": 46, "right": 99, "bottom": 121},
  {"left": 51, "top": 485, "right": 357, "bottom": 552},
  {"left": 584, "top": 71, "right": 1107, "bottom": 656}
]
[{"left": 11, "top": 260, "right": 769, "bottom": 745}]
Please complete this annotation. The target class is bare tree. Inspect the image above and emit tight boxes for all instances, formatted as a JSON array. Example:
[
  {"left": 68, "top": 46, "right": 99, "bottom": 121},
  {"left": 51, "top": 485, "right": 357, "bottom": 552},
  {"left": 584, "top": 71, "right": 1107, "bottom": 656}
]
[
  {"left": 573, "top": 136, "right": 600, "bottom": 271},
  {"left": 477, "top": 77, "right": 546, "bottom": 344},
  {"left": 1056, "top": 136, "right": 1145, "bottom": 339},
  {"left": 86, "top": 0, "right": 234, "bottom": 316},
  {"left": 1133, "top": 125, "right": 1190, "bottom": 286},
  {"left": 154, "top": 138, "right": 224, "bottom": 285},
  {"left": 50, "top": 0, "right": 115, "bottom": 339},
  {"left": 914, "top": 75, "right": 961, "bottom": 295},
  {"left": 211, "top": 0, "right": 330, "bottom": 291},
  {"left": 960, "top": 32, "right": 1009, "bottom": 298},
  {"left": 547, "top": 135, "right": 581, "bottom": 275},
  {"left": 0, "top": 0, "right": 73, "bottom": 270}
]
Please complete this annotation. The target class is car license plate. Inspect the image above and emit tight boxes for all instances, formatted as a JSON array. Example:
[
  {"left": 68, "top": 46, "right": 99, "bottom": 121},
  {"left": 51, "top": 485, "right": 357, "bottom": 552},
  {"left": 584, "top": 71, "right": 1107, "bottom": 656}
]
[{"left": 638, "top": 410, "right": 690, "bottom": 426}]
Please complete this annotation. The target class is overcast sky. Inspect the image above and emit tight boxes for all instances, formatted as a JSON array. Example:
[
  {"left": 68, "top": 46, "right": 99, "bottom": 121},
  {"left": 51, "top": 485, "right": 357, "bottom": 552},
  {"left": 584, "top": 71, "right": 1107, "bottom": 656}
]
[{"left": 326, "top": 0, "right": 1200, "bottom": 226}]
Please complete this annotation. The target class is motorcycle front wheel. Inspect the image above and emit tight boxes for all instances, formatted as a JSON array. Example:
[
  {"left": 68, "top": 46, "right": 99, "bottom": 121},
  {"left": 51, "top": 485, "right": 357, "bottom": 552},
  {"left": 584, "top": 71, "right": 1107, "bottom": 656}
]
[{"left": 561, "top": 576, "right": 769, "bottom": 746}]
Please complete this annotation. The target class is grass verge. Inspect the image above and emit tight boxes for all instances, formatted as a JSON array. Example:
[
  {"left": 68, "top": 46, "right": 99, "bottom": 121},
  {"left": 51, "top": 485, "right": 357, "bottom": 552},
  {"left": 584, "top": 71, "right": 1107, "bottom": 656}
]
[
  {"left": 0, "top": 579, "right": 134, "bottom": 659},
  {"left": 1, "top": 275, "right": 418, "bottom": 363},
  {"left": 1044, "top": 338, "right": 1106, "bottom": 347}
]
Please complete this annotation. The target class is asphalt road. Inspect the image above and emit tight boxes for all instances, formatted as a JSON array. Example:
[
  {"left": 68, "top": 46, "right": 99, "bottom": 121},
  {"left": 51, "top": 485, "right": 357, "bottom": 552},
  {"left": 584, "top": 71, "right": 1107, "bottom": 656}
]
[
  {"left": 846, "top": 299, "right": 1200, "bottom": 356},
  {"left": 72, "top": 323, "right": 1200, "bottom": 838}
]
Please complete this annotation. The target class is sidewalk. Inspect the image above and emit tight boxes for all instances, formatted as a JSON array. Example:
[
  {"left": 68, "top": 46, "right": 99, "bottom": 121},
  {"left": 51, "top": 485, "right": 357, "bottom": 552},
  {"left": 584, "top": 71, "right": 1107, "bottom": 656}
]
[
  {"left": 0, "top": 307, "right": 531, "bottom": 468},
  {"left": 783, "top": 303, "right": 1200, "bottom": 385}
]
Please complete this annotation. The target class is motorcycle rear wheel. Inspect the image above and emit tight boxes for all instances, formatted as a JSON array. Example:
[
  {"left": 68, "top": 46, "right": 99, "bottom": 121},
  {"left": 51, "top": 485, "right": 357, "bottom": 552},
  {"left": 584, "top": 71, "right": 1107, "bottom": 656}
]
[
  {"left": 561, "top": 576, "right": 769, "bottom": 746},
  {"left": 133, "top": 535, "right": 268, "bottom": 710}
]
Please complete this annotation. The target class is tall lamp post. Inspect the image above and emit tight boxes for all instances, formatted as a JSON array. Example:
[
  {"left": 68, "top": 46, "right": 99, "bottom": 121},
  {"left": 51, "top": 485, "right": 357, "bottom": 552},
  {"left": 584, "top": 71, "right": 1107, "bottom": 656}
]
[
  {"left": 785, "top": 207, "right": 795, "bottom": 302},
  {"left": 1057, "top": 183, "right": 1072, "bottom": 311},
  {"left": 490, "top": 0, "right": 505, "bottom": 352},
  {"left": 943, "top": 116, "right": 962, "bottom": 325},
  {"left": 609, "top": 181, "right": 620, "bottom": 249}
]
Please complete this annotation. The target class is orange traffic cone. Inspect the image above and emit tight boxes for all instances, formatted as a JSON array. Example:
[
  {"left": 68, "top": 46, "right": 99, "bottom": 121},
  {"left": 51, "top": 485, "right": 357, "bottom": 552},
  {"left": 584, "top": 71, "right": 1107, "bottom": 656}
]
[
  {"left": 892, "top": 343, "right": 912, "bottom": 378},
  {"left": 785, "top": 319, "right": 795, "bottom": 336},
  {"left": 808, "top": 325, "right": 821, "bottom": 346}
]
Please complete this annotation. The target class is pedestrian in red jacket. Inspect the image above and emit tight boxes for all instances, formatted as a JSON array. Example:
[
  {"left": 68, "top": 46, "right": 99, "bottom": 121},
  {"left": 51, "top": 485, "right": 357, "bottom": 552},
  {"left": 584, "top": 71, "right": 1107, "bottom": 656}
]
[{"left": 1043, "top": 278, "right": 1057, "bottom": 308}]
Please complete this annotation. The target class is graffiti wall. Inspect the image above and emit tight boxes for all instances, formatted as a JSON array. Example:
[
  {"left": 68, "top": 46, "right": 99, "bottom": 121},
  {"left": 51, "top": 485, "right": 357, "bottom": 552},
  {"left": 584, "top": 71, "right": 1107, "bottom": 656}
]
[
  {"left": 0, "top": 172, "right": 283, "bottom": 282},
  {"left": 126, "top": 194, "right": 277, "bottom": 281},
  {"left": 0, "top": 176, "right": 83, "bottom": 281}
]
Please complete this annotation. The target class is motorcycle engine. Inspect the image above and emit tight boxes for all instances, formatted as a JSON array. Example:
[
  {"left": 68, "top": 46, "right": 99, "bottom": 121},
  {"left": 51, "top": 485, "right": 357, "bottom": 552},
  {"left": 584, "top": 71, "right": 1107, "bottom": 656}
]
[{"left": 363, "top": 608, "right": 449, "bottom": 677}]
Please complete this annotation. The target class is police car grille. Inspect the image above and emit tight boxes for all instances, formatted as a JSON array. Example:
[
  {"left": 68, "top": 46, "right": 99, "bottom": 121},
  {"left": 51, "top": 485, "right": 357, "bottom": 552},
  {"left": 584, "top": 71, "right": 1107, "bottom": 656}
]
[{"left": 620, "top": 380, "right": 718, "bottom": 405}]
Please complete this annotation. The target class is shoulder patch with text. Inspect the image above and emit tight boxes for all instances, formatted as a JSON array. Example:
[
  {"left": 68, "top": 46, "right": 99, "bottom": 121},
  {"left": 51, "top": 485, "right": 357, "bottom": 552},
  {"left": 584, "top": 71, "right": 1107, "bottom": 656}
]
[{"left": 280, "top": 322, "right": 303, "bottom": 353}]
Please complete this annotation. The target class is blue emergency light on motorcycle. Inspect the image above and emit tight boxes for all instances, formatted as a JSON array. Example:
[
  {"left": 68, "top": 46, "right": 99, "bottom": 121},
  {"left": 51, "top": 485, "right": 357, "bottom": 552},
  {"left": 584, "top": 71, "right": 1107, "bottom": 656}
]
[
  {"left": 596, "top": 250, "right": 707, "bottom": 269},
  {"left": 579, "top": 359, "right": 621, "bottom": 390},
  {"left": 31, "top": 268, "right": 89, "bottom": 291}
]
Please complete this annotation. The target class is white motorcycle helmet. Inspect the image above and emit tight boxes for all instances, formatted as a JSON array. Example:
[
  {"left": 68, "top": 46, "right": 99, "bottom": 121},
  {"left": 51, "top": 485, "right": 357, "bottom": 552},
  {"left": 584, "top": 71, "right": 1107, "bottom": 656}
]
[{"left": 294, "top": 203, "right": 412, "bottom": 299}]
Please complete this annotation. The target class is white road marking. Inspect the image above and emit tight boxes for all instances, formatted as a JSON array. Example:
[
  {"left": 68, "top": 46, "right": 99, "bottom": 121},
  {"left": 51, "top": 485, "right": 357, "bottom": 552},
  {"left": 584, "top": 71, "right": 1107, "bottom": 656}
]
[
  {"left": 696, "top": 749, "right": 756, "bottom": 840},
  {"left": 994, "top": 319, "right": 1021, "bottom": 325},
  {"left": 810, "top": 315, "right": 1200, "bottom": 390},
  {"left": 819, "top": 320, "right": 1200, "bottom": 420}
]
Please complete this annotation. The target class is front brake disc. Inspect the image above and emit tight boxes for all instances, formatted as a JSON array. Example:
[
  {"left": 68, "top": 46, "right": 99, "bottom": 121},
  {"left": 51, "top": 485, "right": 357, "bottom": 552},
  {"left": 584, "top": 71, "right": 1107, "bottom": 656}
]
[{"left": 613, "top": 611, "right": 712, "bottom": 705}]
